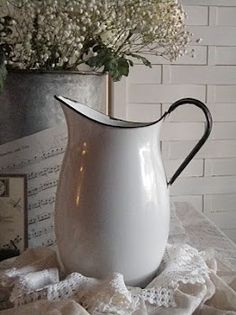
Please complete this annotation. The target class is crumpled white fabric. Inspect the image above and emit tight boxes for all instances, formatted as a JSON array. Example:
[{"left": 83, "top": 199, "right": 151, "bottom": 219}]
[
  {"left": 0, "top": 300, "right": 89, "bottom": 315},
  {"left": 1, "top": 242, "right": 235, "bottom": 315}
]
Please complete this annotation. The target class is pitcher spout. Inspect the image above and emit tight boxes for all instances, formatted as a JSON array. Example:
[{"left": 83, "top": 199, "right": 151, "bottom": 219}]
[{"left": 55, "top": 95, "right": 161, "bottom": 128}]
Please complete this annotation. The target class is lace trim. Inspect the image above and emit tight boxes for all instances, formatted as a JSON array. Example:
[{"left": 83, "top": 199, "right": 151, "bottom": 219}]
[
  {"left": 132, "top": 287, "right": 175, "bottom": 307},
  {"left": 0, "top": 244, "right": 211, "bottom": 314},
  {"left": 148, "top": 244, "right": 210, "bottom": 290}
]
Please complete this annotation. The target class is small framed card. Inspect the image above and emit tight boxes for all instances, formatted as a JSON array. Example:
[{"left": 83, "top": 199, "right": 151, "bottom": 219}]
[{"left": 0, "top": 174, "right": 27, "bottom": 253}]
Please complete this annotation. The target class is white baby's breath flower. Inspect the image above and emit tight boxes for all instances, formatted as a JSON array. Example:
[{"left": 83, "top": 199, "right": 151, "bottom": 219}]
[{"left": 0, "top": 0, "right": 190, "bottom": 77}]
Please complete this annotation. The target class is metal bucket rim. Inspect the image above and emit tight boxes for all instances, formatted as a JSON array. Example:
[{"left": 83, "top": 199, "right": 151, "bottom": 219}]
[{"left": 6, "top": 69, "right": 105, "bottom": 76}]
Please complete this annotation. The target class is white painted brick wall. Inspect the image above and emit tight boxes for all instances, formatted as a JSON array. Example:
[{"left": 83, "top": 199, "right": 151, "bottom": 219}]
[
  {"left": 216, "top": 7, "right": 236, "bottom": 26},
  {"left": 129, "top": 84, "right": 206, "bottom": 103},
  {"left": 185, "top": 6, "right": 208, "bottom": 25},
  {"left": 204, "top": 194, "right": 236, "bottom": 212},
  {"left": 112, "top": 1, "right": 236, "bottom": 243},
  {"left": 205, "top": 158, "right": 236, "bottom": 176},
  {"left": 162, "top": 140, "right": 236, "bottom": 159},
  {"left": 215, "top": 47, "right": 236, "bottom": 65}
]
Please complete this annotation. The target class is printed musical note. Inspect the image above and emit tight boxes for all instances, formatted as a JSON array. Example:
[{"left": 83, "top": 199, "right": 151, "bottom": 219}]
[
  {"left": 28, "top": 165, "right": 61, "bottom": 180},
  {"left": 41, "top": 238, "right": 55, "bottom": 247},
  {"left": 41, "top": 147, "right": 65, "bottom": 160},
  {"left": 0, "top": 124, "right": 67, "bottom": 248},
  {"left": 28, "top": 196, "right": 56, "bottom": 211},
  {"left": 28, "top": 212, "right": 52, "bottom": 225},
  {"left": 28, "top": 224, "right": 54, "bottom": 240},
  {"left": 28, "top": 180, "right": 59, "bottom": 196},
  {"left": 0, "top": 148, "right": 65, "bottom": 172}
]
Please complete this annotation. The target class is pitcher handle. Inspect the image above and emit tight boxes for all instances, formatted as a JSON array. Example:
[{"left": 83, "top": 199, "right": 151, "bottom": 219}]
[{"left": 163, "top": 98, "right": 213, "bottom": 186}]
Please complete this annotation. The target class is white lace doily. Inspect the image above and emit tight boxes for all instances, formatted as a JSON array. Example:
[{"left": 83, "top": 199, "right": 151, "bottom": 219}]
[{"left": 0, "top": 243, "right": 212, "bottom": 315}]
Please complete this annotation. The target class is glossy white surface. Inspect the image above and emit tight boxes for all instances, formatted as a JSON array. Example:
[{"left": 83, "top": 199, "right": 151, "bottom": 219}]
[{"left": 55, "top": 96, "right": 170, "bottom": 287}]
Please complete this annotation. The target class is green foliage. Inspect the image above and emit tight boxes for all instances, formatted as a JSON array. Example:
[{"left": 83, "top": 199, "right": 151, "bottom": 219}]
[
  {"left": 85, "top": 45, "right": 152, "bottom": 81},
  {"left": 0, "top": 50, "right": 7, "bottom": 94},
  {"left": 128, "top": 54, "right": 152, "bottom": 68}
]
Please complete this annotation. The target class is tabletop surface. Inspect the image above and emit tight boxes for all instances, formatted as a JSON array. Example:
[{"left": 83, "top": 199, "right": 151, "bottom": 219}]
[{"left": 170, "top": 201, "right": 236, "bottom": 271}]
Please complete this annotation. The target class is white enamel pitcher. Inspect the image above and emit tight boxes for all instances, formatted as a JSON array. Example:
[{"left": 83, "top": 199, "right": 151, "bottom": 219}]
[{"left": 55, "top": 96, "right": 212, "bottom": 287}]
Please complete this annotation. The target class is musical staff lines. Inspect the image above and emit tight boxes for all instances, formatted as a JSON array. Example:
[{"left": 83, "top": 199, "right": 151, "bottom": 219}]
[
  {"left": 28, "top": 224, "right": 54, "bottom": 240},
  {"left": 28, "top": 179, "right": 59, "bottom": 196},
  {"left": 0, "top": 124, "right": 67, "bottom": 248},
  {"left": 28, "top": 164, "right": 61, "bottom": 180},
  {"left": 28, "top": 196, "right": 55, "bottom": 211},
  {"left": 28, "top": 211, "right": 53, "bottom": 225},
  {"left": 0, "top": 147, "right": 65, "bottom": 172}
]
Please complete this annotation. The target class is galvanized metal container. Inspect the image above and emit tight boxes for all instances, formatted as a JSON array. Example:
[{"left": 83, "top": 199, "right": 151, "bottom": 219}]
[{"left": 0, "top": 71, "right": 107, "bottom": 145}]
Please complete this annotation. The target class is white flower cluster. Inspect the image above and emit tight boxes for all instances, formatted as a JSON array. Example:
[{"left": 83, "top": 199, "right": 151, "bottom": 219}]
[
  {"left": 0, "top": 0, "right": 190, "bottom": 75},
  {"left": 100, "top": 0, "right": 190, "bottom": 60}
]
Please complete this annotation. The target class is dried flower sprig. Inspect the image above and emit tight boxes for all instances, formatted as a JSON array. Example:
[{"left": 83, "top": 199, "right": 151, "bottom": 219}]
[{"left": 0, "top": 0, "right": 190, "bottom": 81}]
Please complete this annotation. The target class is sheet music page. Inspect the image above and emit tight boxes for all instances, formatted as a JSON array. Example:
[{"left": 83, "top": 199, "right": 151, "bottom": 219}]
[{"left": 0, "top": 124, "right": 67, "bottom": 248}]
